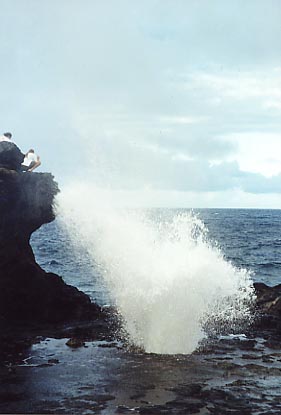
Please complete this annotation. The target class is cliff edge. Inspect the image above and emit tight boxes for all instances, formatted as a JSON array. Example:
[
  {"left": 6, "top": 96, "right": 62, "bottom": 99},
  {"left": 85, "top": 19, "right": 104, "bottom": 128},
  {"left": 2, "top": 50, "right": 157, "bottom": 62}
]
[
  {"left": 0, "top": 156, "right": 102, "bottom": 329},
  {"left": 0, "top": 143, "right": 281, "bottom": 340}
]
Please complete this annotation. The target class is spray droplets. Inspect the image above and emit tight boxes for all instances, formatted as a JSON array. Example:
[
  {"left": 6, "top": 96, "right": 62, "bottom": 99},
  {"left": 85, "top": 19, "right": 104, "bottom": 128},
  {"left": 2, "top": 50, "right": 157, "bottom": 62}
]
[{"left": 58, "top": 184, "right": 255, "bottom": 354}]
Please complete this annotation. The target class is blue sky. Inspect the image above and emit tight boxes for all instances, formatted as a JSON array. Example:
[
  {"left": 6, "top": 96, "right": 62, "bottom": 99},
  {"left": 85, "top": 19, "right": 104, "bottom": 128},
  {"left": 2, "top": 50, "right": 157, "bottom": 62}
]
[{"left": 1, "top": 0, "right": 281, "bottom": 207}]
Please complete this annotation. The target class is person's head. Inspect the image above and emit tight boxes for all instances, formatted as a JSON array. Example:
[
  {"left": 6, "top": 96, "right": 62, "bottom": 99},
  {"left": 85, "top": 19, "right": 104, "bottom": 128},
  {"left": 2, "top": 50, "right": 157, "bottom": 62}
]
[
  {"left": 28, "top": 149, "right": 35, "bottom": 153},
  {"left": 3, "top": 132, "right": 12, "bottom": 139}
]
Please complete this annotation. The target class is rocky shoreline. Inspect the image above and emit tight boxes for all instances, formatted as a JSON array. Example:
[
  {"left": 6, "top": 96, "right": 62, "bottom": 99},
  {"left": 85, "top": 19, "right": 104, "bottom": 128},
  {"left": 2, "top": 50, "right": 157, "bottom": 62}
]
[
  {"left": 1, "top": 143, "right": 281, "bottom": 414},
  {"left": 0, "top": 166, "right": 105, "bottom": 329},
  {"left": 0, "top": 323, "right": 281, "bottom": 414},
  {"left": 1, "top": 143, "right": 281, "bottom": 341}
]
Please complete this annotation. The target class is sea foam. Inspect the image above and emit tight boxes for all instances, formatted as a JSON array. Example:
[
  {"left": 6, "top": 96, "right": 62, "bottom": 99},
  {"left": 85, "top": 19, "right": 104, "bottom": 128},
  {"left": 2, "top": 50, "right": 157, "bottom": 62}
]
[{"left": 57, "top": 182, "right": 255, "bottom": 354}]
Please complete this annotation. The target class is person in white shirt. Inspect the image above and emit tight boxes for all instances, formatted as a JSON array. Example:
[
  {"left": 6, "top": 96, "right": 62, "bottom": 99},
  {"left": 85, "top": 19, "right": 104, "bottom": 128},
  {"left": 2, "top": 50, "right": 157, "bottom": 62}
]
[
  {"left": 21, "top": 149, "right": 41, "bottom": 172},
  {"left": 0, "top": 132, "right": 12, "bottom": 142}
]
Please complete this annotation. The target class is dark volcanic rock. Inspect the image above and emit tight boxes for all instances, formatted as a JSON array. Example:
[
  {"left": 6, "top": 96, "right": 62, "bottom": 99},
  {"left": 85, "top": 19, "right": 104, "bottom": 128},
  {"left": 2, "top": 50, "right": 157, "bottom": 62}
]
[
  {"left": 0, "top": 168, "right": 58, "bottom": 237},
  {"left": 0, "top": 167, "right": 102, "bottom": 329},
  {"left": 65, "top": 338, "right": 86, "bottom": 348},
  {"left": 253, "top": 282, "right": 281, "bottom": 333},
  {"left": 0, "top": 141, "right": 24, "bottom": 171},
  {"left": 254, "top": 282, "right": 281, "bottom": 315}
]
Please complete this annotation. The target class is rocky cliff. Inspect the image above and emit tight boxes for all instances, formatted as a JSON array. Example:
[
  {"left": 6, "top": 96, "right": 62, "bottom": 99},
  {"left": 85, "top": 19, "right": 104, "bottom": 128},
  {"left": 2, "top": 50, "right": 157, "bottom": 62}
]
[
  {"left": 0, "top": 142, "right": 280, "bottom": 340},
  {"left": 0, "top": 145, "right": 102, "bottom": 329}
]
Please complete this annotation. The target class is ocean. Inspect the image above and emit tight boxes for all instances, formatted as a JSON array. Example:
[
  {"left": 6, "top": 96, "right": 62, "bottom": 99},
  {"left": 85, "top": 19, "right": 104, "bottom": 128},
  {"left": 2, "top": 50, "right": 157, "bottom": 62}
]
[
  {"left": 2, "top": 208, "right": 281, "bottom": 414},
  {"left": 31, "top": 208, "right": 281, "bottom": 304}
]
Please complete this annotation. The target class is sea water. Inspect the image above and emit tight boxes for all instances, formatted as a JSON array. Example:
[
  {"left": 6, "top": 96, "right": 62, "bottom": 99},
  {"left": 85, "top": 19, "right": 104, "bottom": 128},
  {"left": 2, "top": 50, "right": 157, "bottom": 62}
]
[
  {"left": 32, "top": 208, "right": 281, "bottom": 292},
  {"left": 31, "top": 187, "right": 281, "bottom": 354},
  {"left": 27, "top": 184, "right": 257, "bottom": 355}
]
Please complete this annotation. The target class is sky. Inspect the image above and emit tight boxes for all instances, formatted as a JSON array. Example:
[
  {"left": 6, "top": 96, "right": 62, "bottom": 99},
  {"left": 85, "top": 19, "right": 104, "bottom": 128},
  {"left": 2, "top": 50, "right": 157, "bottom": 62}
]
[{"left": 1, "top": 0, "right": 281, "bottom": 208}]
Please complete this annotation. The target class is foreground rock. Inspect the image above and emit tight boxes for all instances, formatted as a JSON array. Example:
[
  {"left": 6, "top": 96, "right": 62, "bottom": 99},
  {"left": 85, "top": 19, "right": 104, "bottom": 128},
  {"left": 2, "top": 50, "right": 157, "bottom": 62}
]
[
  {"left": 1, "top": 141, "right": 281, "bottom": 341},
  {"left": 253, "top": 282, "right": 281, "bottom": 334},
  {"left": 0, "top": 166, "right": 103, "bottom": 331}
]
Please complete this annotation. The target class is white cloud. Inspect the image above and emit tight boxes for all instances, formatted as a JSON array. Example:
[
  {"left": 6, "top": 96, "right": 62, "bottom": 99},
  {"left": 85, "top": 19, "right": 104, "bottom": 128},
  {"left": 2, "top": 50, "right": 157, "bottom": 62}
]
[
  {"left": 157, "top": 115, "right": 209, "bottom": 125},
  {"left": 263, "top": 100, "right": 281, "bottom": 111},
  {"left": 187, "top": 70, "right": 281, "bottom": 102},
  {"left": 224, "top": 133, "right": 281, "bottom": 177},
  {"left": 1, "top": 1, "right": 281, "bottom": 206},
  {"left": 77, "top": 188, "right": 281, "bottom": 209}
]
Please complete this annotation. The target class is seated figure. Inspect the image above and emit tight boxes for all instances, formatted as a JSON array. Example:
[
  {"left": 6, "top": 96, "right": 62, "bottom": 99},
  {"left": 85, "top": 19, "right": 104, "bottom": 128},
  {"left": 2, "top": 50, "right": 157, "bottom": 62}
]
[{"left": 21, "top": 149, "right": 41, "bottom": 172}]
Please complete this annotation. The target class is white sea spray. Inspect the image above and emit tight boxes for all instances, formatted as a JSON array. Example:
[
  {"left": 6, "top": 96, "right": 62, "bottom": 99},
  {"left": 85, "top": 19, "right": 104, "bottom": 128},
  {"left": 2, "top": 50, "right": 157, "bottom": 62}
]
[{"left": 57, "top": 182, "right": 255, "bottom": 355}]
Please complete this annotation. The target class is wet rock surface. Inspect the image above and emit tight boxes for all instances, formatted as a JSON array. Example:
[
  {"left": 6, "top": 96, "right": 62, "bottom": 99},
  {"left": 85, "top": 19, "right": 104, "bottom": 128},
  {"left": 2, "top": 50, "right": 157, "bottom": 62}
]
[
  {"left": 1, "top": 149, "right": 281, "bottom": 413},
  {"left": 0, "top": 333, "right": 281, "bottom": 414},
  {"left": 253, "top": 282, "right": 281, "bottom": 333}
]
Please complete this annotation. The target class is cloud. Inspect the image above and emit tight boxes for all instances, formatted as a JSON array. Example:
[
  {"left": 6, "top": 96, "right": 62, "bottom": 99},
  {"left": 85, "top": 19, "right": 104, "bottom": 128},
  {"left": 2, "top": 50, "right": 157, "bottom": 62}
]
[
  {"left": 187, "top": 71, "right": 281, "bottom": 101},
  {"left": 70, "top": 119, "right": 281, "bottom": 195},
  {"left": 152, "top": 135, "right": 237, "bottom": 160},
  {"left": 1, "top": 0, "right": 281, "bottom": 206},
  {"left": 223, "top": 133, "right": 281, "bottom": 177}
]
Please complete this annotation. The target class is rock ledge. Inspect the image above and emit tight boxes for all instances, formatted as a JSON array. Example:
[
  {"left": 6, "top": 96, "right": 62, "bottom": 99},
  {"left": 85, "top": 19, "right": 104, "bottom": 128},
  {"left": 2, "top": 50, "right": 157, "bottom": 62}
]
[{"left": 0, "top": 167, "right": 102, "bottom": 329}]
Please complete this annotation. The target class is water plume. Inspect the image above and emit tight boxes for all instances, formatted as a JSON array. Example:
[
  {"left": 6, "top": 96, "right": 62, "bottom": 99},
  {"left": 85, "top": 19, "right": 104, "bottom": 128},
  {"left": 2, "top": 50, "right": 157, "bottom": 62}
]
[{"left": 57, "top": 182, "right": 255, "bottom": 354}]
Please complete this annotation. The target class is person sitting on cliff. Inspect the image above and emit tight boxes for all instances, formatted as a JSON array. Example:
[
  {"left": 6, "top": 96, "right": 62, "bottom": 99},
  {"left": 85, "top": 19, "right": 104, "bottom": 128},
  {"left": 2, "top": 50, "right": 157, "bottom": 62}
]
[
  {"left": 21, "top": 149, "right": 41, "bottom": 172},
  {"left": 0, "top": 132, "right": 12, "bottom": 142}
]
